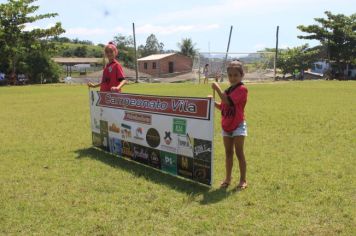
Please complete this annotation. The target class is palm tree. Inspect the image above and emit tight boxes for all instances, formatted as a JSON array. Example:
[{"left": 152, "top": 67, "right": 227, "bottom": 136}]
[{"left": 177, "top": 38, "right": 197, "bottom": 58}]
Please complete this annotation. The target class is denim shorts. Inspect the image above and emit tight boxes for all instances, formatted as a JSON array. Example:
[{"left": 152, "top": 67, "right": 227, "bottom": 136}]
[{"left": 222, "top": 121, "right": 247, "bottom": 137}]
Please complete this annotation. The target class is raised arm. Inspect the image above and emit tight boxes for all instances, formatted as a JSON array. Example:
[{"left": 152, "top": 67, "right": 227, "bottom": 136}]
[{"left": 211, "top": 82, "right": 230, "bottom": 105}]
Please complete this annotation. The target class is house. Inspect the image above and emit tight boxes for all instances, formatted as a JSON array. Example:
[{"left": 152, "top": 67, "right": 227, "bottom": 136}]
[
  {"left": 311, "top": 61, "right": 330, "bottom": 74},
  {"left": 52, "top": 57, "right": 102, "bottom": 76},
  {"left": 311, "top": 60, "right": 356, "bottom": 78},
  {"left": 137, "top": 53, "right": 192, "bottom": 77}
]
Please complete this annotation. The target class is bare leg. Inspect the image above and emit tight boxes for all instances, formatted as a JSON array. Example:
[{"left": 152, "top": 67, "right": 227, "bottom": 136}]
[
  {"left": 222, "top": 136, "right": 234, "bottom": 186},
  {"left": 234, "top": 136, "right": 247, "bottom": 188}
]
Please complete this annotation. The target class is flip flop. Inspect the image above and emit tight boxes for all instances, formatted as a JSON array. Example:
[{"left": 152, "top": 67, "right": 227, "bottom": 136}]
[
  {"left": 236, "top": 183, "right": 248, "bottom": 190},
  {"left": 220, "top": 181, "right": 230, "bottom": 188}
]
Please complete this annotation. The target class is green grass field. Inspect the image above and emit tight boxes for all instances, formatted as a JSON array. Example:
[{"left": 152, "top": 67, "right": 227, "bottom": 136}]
[{"left": 0, "top": 81, "right": 355, "bottom": 235}]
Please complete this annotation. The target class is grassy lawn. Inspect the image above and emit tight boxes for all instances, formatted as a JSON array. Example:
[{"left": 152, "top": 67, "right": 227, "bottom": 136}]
[{"left": 0, "top": 81, "right": 355, "bottom": 235}]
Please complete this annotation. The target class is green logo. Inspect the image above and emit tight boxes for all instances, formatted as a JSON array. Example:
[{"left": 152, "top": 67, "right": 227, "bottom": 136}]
[
  {"left": 160, "top": 151, "right": 177, "bottom": 175},
  {"left": 173, "top": 118, "right": 186, "bottom": 135}
]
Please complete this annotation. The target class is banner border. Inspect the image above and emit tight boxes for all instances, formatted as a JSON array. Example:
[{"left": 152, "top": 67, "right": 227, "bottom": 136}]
[{"left": 96, "top": 91, "right": 213, "bottom": 121}]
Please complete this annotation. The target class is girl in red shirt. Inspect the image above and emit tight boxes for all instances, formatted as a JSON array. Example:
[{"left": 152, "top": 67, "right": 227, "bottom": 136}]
[
  {"left": 88, "top": 42, "right": 127, "bottom": 92},
  {"left": 211, "top": 60, "right": 248, "bottom": 189}
]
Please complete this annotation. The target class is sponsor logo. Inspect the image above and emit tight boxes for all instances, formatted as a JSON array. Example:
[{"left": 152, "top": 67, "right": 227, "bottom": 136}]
[
  {"left": 173, "top": 118, "right": 187, "bottom": 135},
  {"left": 160, "top": 151, "right": 177, "bottom": 175},
  {"left": 161, "top": 130, "right": 176, "bottom": 153},
  {"left": 100, "top": 108, "right": 104, "bottom": 118},
  {"left": 102, "top": 136, "right": 108, "bottom": 149},
  {"left": 133, "top": 144, "right": 149, "bottom": 164},
  {"left": 94, "top": 118, "right": 100, "bottom": 129},
  {"left": 109, "top": 137, "right": 122, "bottom": 156},
  {"left": 160, "top": 144, "right": 177, "bottom": 153},
  {"left": 122, "top": 141, "right": 133, "bottom": 158},
  {"left": 146, "top": 128, "right": 160, "bottom": 148},
  {"left": 121, "top": 123, "right": 132, "bottom": 139},
  {"left": 109, "top": 123, "right": 120, "bottom": 133},
  {"left": 193, "top": 159, "right": 211, "bottom": 185},
  {"left": 149, "top": 149, "right": 161, "bottom": 169},
  {"left": 124, "top": 112, "right": 152, "bottom": 125},
  {"left": 92, "top": 132, "right": 102, "bottom": 147},
  {"left": 91, "top": 91, "right": 95, "bottom": 105},
  {"left": 134, "top": 127, "right": 144, "bottom": 140},
  {"left": 177, "top": 155, "right": 193, "bottom": 179},
  {"left": 181, "top": 156, "right": 189, "bottom": 169},
  {"left": 164, "top": 131, "right": 172, "bottom": 145},
  {"left": 100, "top": 120, "right": 109, "bottom": 151},
  {"left": 177, "top": 133, "right": 194, "bottom": 157},
  {"left": 193, "top": 138, "right": 212, "bottom": 162}
]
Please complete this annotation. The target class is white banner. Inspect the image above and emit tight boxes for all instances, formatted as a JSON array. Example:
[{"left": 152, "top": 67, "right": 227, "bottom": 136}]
[{"left": 89, "top": 90, "right": 214, "bottom": 186}]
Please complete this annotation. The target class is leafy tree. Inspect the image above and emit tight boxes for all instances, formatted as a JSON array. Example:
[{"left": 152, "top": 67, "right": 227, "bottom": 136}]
[
  {"left": 277, "top": 44, "right": 319, "bottom": 76},
  {"left": 297, "top": 11, "right": 356, "bottom": 77},
  {"left": 0, "top": 0, "right": 65, "bottom": 82},
  {"left": 138, "top": 34, "right": 164, "bottom": 57},
  {"left": 177, "top": 38, "right": 197, "bottom": 58},
  {"left": 114, "top": 34, "right": 133, "bottom": 50},
  {"left": 113, "top": 34, "right": 136, "bottom": 68},
  {"left": 73, "top": 45, "right": 87, "bottom": 57},
  {"left": 23, "top": 46, "right": 62, "bottom": 83},
  {"left": 50, "top": 36, "right": 71, "bottom": 43}
]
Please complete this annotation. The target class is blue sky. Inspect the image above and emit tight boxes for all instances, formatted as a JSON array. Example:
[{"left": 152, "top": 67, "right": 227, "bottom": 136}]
[{"left": 2, "top": 0, "right": 355, "bottom": 52}]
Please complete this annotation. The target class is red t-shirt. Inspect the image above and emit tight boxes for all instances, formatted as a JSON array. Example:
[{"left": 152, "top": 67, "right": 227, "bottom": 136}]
[
  {"left": 220, "top": 83, "right": 248, "bottom": 132},
  {"left": 100, "top": 59, "right": 125, "bottom": 92}
]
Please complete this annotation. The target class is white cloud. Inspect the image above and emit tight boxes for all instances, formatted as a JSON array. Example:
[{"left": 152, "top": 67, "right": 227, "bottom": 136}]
[
  {"left": 153, "top": 0, "right": 325, "bottom": 22},
  {"left": 254, "top": 43, "right": 267, "bottom": 50},
  {"left": 22, "top": 23, "right": 57, "bottom": 32},
  {"left": 65, "top": 28, "right": 108, "bottom": 36},
  {"left": 134, "top": 24, "right": 220, "bottom": 35},
  {"left": 23, "top": 24, "right": 39, "bottom": 31},
  {"left": 114, "top": 26, "right": 129, "bottom": 34},
  {"left": 110, "top": 23, "right": 220, "bottom": 36},
  {"left": 46, "top": 23, "right": 56, "bottom": 28},
  {"left": 280, "top": 44, "right": 291, "bottom": 49}
]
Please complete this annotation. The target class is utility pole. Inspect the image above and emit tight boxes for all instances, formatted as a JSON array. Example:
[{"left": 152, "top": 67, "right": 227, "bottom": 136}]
[
  {"left": 133, "top": 23, "right": 138, "bottom": 83},
  {"left": 274, "top": 25, "right": 279, "bottom": 80},
  {"left": 221, "top": 25, "right": 233, "bottom": 82}
]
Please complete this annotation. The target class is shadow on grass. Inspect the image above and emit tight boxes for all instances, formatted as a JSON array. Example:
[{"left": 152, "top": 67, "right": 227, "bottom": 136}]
[
  {"left": 75, "top": 147, "right": 237, "bottom": 204},
  {"left": 199, "top": 187, "right": 237, "bottom": 205}
]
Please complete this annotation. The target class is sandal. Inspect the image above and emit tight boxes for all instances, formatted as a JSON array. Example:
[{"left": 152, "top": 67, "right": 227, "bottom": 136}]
[
  {"left": 236, "top": 182, "right": 248, "bottom": 190},
  {"left": 220, "top": 181, "right": 231, "bottom": 188}
]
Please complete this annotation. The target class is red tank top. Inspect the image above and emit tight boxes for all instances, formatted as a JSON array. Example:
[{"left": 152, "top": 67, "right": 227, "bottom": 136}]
[{"left": 220, "top": 83, "right": 248, "bottom": 132}]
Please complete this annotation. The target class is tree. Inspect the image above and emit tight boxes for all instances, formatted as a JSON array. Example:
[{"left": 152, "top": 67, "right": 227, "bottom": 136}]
[
  {"left": 0, "top": 0, "right": 65, "bottom": 82},
  {"left": 297, "top": 11, "right": 356, "bottom": 78},
  {"left": 50, "top": 36, "right": 71, "bottom": 43},
  {"left": 23, "top": 45, "right": 62, "bottom": 83},
  {"left": 277, "top": 44, "right": 319, "bottom": 77},
  {"left": 73, "top": 45, "right": 87, "bottom": 57},
  {"left": 177, "top": 38, "right": 197, "bottom": 58},
  {"left": 114, "top": 34, "right": 133, "bottom": 50},
  {"left": 138, "top": 34, "right": 164, "bottom": 57},
  {"left": 113, "top": 34, "right": 136, "bottom": 68}
]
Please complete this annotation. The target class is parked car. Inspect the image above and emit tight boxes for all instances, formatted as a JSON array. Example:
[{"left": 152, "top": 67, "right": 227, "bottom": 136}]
[
  {"left": 17, "top": 74, "right": 28, "bottom": 85},
  {"left": 0, "top": 73, "right": 6, "bottom": 86}
]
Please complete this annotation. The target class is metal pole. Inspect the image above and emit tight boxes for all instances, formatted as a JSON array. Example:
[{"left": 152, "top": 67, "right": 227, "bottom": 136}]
[
  {"left": 198, "top": 53, "right": 201, "bottom": 84},
  {"left": 133, "top": 23, "right": 139, "bottom": 83},
  {"left": 274, "top": 25, "right": 279, "bottom": 80},
  {"left": 221, "top": 25, "right": 233, "bottom": 82}
]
